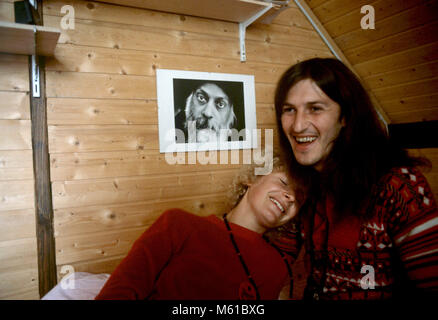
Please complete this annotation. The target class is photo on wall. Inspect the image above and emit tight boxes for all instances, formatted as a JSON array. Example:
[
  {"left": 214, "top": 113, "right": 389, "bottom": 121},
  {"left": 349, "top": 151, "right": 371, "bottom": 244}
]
[{"left": 157, "top": 69, "right": 257, "bottom": 153}]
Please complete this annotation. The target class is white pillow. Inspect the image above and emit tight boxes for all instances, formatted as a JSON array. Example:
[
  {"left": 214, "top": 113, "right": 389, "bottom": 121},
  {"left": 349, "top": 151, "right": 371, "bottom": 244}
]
[{"left": 41, "top": 272, "right": 110, "bottom": 300}]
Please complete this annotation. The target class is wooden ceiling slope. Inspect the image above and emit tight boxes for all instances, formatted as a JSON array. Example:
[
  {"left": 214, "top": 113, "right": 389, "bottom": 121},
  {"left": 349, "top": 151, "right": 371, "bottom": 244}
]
[{"left": 304, "top": 0, "right": 438, "bottom": 124}]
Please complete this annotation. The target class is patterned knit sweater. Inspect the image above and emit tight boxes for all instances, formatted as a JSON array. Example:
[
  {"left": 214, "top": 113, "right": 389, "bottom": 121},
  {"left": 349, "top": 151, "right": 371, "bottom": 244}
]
[{"left": 276, "top": 167, "right": 438, "bottom": 299}]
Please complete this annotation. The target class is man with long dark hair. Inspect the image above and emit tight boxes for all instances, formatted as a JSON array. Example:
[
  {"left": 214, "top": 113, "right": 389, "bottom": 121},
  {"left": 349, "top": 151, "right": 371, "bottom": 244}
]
[{"left": 274, "top": 58, "right": 438, "bottom": 299}]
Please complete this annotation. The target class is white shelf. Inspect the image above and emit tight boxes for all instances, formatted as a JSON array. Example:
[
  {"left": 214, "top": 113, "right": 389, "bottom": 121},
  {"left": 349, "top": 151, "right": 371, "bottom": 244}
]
[
  {"left": 94, "top": 0, "right": 282, "bottom": 23},
  {"left": 0, "top": 21, "right": 60, "bottom": 56}
]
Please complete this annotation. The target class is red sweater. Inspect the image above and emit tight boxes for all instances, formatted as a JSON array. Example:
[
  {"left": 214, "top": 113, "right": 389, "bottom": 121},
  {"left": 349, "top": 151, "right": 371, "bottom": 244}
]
[
  {"left": 95, "top": 209, "right": 289, "bottom": 300},
  {"left": 276, "top": 166, "right": 438, "bottom": 299}
]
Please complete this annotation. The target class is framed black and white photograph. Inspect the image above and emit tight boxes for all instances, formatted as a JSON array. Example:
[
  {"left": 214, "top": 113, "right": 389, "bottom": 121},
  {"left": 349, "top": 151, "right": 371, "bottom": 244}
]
[{"left": 157, "top": 69, "right": 257, "bottom": 153}]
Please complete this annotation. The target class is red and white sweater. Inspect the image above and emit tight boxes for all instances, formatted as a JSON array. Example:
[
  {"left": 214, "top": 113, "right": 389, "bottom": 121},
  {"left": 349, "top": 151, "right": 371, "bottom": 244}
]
[{"left": 276, "top": 166, "right": 438, "bottom": 299}]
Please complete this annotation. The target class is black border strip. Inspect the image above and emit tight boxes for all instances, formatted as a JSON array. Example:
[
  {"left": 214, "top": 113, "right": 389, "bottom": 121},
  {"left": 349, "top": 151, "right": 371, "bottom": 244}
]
[{"left": 388, "top": 120, "right": 438, "bottom": 149}]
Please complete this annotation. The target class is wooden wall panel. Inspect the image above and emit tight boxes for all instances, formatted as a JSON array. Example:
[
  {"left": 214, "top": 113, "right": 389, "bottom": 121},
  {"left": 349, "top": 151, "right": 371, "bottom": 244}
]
[
  {"left": 311, "top": 0, "right": 371, "bottom": 24},
  {"left": 55, "top": 227, "right": 146, "bottom": 266},
  {"left": 0, "top": 50, "right": 39, "bottom": 299},
  {"left": 364, "top": 61, "right": 438, "bottom": 90},
  {"left": 46, "top": 72, "right": 156, "bottom": 99},
  {"left": 0, "top": 238, "right": 39, "bottom": 270},
  {"left": 51, "top": 170, "right": 237, "bottom": 209},
  {"left": 0, "top": 180, "right": 35, "bottom": 211},
  {"left": 373, "top": 78, "right": 438, "bottom": 102},
  {"left": 354, "top": 42, "right": 438, "bottom": 78},
  {"left": 389, "top": 108, "right": 438, "bottom": 124},
  {"left": 0, "top": 150, "right": 34, "bottom": 180},
  {"left": 0, "top": 1, "right": 14, "bottom": 22},
  {"left": 48, "top": 124, "right": 158, "bottom": 153},
  {"left": 43, "top": 0, "right": 326, "bottom": 50},
  {"left": 334, "top": 1, "right": 438, "bottom": 51},
  {"left": 0, "top": 265, "right": 39, "bottom": 299},
  {"left": 268, "top": 6, "right": 314, "bottom": 30},
  {"left": 0, "top": 91, "right": 30, "bottom": 120},
  {"left": 54, "top": 195, "right": 231, "bottom": 238},
  {"left": 54, "top": 194, "right": 229, "bottom": 267},
  {"left": 50, "top": 150, "right": 246, "bottom": 181},
  {"left": 47, "top": 98, "right": 157, "bottom": 125},
  {"left": 41, "top": 0, "right": 334, "bottom": 290},
  {"left": 0, "top": 54, "right": 29, "bottom": 91},
  {"left": 0, "top": 120, "right": 32, "bottom": 150},
  {"left": 0, "top": 208, "right": 36, "bottom": 241},
  {"left": 323, "top": 0, "right": 420, "bottom": 39},
  {"left": 47, "top": 97, "right": 275, "bottom": 126},
  {"left": 46, "top": 71, "right": 279, "bottom": 105},
  {"left": 345, "top": 22, "right": 438, "bottom": 65},
  {"left": 43, "top": 15, "right": 330, "bottom": 66},
  {"left": 46, "top": 44, "right": 290, "bottom": 84},
  {"left": 382, "top": 94, "right": 438, "bottom": 115}
]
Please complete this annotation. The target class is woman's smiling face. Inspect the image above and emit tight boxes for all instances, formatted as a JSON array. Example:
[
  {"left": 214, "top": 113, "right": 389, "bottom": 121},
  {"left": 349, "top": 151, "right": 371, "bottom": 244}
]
[
  {"left": 281, "top": 79, "right": 345, "bottom": 172},
  {"left": 246, "top": 171, "right": 298, "bottom": 231}
]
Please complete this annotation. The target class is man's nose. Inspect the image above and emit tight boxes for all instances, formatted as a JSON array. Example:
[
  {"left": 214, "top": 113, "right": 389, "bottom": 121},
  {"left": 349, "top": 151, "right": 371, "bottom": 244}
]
[
  {"left": 202, "top": 101, "right": 215, "bottom": 119},
  {"left": 292, "top": 110, "right": 308, "bottom": 133}
]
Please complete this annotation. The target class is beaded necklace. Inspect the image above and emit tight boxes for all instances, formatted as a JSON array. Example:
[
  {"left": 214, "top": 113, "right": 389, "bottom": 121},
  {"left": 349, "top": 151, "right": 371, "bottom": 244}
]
[{"left": 222, "top": 213, "right": 294, "bottom": 300}]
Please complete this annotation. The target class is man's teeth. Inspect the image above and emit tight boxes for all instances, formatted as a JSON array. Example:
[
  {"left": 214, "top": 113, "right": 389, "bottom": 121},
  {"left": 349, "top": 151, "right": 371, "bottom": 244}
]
[
  {"left": 270, "top": 197, "right": 284, "bottom": 213},
  {"left": 295, "top": 136, "right": 317, "bottom": 143}
]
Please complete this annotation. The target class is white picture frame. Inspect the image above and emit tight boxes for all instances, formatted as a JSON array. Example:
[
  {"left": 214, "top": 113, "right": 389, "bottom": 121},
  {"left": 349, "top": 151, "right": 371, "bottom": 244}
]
[{"left": 156, "top": 69, "right": 257, "bottom": 153}]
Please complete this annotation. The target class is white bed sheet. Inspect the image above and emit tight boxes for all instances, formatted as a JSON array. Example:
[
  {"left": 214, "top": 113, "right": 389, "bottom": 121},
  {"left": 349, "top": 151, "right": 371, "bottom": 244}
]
[{"left": 41, "top": 272, "right": 110, "bottom": 300}]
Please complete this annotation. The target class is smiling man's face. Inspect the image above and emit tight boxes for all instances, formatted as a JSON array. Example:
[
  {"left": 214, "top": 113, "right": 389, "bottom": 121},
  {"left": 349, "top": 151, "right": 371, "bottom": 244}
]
[{"left": 281, "top": 79, "right": 345, "bottom": 171}]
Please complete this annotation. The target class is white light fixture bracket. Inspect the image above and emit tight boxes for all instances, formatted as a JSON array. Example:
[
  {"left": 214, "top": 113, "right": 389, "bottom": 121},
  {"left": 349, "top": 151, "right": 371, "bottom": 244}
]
[
  {"left": 31, "top": 55, "right": 40, "bottom": 98},
  {"left": 239, "top": 3, "right": 273, "bottom": 62},
  {"left": 31, "top": 26, "right": 40, "bottom": 98}
]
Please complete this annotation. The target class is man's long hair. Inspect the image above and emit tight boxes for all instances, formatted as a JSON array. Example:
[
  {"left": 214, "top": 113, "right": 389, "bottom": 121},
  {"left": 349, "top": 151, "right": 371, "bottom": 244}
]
[{"left": 274, "top": 58, "right": 429, "bottom": 220}]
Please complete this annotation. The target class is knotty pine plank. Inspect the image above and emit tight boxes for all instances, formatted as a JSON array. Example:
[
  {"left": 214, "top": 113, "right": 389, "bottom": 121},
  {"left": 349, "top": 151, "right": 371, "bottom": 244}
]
[
  {"left": 55, "top": 226, "right": 145, "bottom": 265},
  {"left": 373, "top": 77, "right": 438, "bottom": 102},
  {"left": 46, "top": 44, "right": 295, "bottom": 84},
  {"left": 0, "top": 54, "right": 29, "bottom": 91},
  {"left": 43, "top": 0, "right": 326, "bottom": 50},
  {"left": 53, "top": 193, "right": 231, "bottom": 237},
  {"left": 51, "top": 170, "right": 238, "bottom": 209},
  {"left": 0, "top": 179, "right": 34, "bottom": 211},
  {"left": 0, "top": 150, "right": 34, "bottom": 180},
  {"left": 50, "top": 150, "right": 250, "bottom": 181},
  {"left": 0, "top": 120, "right": 32, "bottom": 150},
  {"left": 354, "top": 42, "right": 438, "bottom": 78},
  {"left": 43, "top": 14, "right": 330, "bottom": 66},
  {"left": 0, "top": 91, "right": 30, "bottom": 120},
  {"left": 0, "top": 208, "right": 36, "bottom": 242},
  {"left": 334, "top": 1, "right": 438, "bottom": 51},
  {"left": 45, "top": 71, "right": 277, "bottom": 102},
  {"left": 47, "top": 97, "right": 275, "bottom": 126},
  {"left": 365, "top": 60, "right": 438, "bottom": 90},
  {"left": 0, "top": 238, "right": 38, "bottom": 269},
  {"left": 323, "top": 0, "right": 420, "bottom": 39},
  {"left": 345, "top": 21, "right": 438, "bottom": 65},
  {"left": 388, "top": 108, "right": 438, "bottom": 124},
  {"left": 382, "top": 93, "right": 438, "bottom": 115}
]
